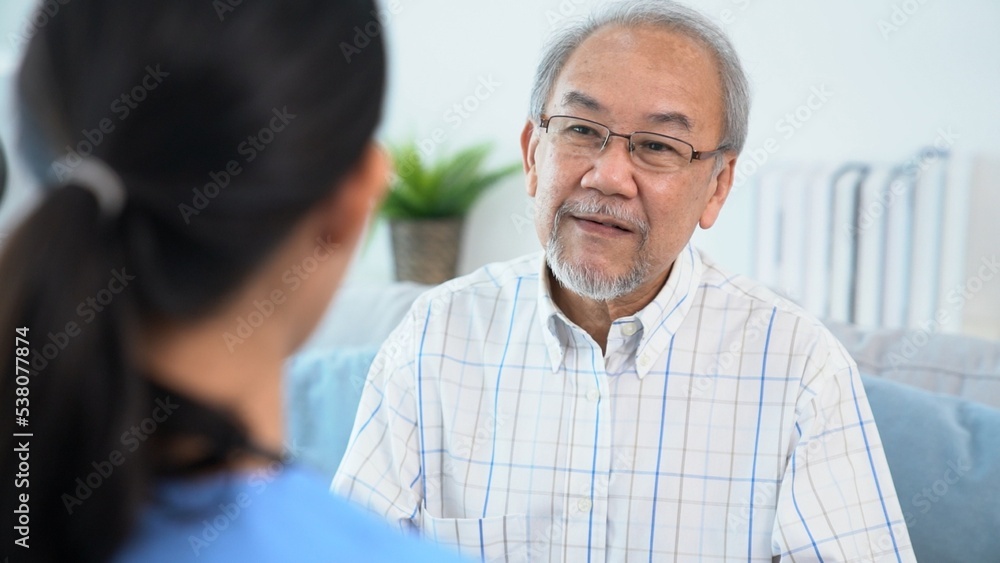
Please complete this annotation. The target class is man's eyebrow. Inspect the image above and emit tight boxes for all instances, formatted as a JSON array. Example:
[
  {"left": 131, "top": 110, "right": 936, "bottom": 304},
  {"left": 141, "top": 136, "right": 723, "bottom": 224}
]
[
  {"left": 560, "top": 91, "right": 604, "bottom": 112},
  {"left": 646, "top": 111, "right": 693, "bottom": 132}
]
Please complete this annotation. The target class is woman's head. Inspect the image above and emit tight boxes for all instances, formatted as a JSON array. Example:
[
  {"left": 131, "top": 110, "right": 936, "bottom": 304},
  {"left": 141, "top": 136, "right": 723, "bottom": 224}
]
[
  {"left": 0, "top": 1, "right": 387, "bottom": 560},
  {"left": 18, "top": 0, "right": 386, "bottom": 320}
]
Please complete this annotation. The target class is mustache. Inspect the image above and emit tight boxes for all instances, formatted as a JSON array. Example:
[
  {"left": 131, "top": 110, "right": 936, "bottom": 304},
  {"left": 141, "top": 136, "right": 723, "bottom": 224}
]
[{"left": 552, "top": 198, "right": 650, "bottom": 239}]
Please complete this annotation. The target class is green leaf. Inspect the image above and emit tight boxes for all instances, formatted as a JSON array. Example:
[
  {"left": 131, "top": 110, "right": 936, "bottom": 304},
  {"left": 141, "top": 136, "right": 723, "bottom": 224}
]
[{"left": 379, "top": 140, "right": 520, "bottom": 219}]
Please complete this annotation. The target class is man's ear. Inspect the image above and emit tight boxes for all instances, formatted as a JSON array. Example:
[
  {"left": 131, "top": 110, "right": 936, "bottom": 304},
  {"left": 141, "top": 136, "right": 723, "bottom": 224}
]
[
  {"left": 520, "top": 119, "right": 539, "bottom": 198},
  {"left": 699, "top": 153, "right": 737, "bottom": 229},
  {"left": 320, "top": 142, "right": 389, "bottom": 244}
]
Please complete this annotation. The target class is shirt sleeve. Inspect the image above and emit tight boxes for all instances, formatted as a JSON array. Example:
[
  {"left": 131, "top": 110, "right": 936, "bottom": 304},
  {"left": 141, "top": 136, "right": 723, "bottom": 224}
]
[
  {"left": 772, "top": 340, "right": 916, "bottom": 562},
  {"left": 331, "top": 308, "right": 424, "bottom": 534}
]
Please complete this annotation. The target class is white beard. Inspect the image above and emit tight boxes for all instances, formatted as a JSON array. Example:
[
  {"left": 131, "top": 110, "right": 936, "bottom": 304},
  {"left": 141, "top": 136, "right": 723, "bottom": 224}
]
[{"left": 543, "top": 197, "right": 651, "bottom": 302}]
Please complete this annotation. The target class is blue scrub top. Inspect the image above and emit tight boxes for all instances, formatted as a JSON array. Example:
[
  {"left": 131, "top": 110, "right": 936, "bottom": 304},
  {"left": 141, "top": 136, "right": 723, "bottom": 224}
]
[{"left": 114, "top": 463, "right": 466, "bottom": 562}]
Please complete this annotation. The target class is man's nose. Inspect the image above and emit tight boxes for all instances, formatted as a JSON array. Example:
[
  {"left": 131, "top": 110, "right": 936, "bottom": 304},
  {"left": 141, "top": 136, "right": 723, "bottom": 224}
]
[{"left": 581, "top": 134, "right": 639, "bottom": 198}]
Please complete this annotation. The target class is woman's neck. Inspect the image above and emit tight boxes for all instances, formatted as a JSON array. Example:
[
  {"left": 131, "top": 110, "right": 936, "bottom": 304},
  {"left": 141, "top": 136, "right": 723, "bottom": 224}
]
[{"left": 139, "top": 310, "right": 288, "bottom": 468}]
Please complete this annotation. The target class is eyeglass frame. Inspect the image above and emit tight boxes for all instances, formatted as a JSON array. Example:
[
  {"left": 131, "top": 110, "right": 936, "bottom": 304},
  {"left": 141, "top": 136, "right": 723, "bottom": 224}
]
[{"left": 538, "top": 114, "right": 727, "bottom": 164}]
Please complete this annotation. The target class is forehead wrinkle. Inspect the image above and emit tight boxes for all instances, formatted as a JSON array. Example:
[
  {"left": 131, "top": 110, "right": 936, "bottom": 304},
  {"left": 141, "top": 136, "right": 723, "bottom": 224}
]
[{"left": 559, "top": 90, "right": 694, "bottom": 133}]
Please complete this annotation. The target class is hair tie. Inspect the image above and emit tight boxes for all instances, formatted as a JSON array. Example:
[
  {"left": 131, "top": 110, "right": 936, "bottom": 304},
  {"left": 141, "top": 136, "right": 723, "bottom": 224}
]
[{"left": 55, "top": 157, "right": 126, "bottom": 217}]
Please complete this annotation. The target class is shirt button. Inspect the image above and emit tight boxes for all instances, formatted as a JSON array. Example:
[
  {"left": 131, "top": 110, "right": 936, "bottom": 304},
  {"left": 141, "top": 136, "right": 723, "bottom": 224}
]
[
  {"left": 638, "top": 354, "right": 652, "bottom": 368},
  {"left": 577, "top": 497, "right": 592, "bottom": 512},
  {"left": 621, "top": 322, "right": 638, "bottom": 336},
  {"left": 586, "top": 389, "right": 600, "bottom": 402}
]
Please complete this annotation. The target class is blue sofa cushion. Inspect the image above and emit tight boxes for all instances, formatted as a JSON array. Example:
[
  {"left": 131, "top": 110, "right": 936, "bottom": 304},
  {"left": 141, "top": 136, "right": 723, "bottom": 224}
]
[
  {"left": 862, "top": 374, "right": 1000, "bottom": 562},
  {"left": 284, "top": 347, "right": 376, "bottom": 482}
]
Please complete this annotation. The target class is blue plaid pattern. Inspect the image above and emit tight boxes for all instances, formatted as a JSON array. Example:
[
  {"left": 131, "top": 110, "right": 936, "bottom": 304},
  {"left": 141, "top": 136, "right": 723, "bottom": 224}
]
[{"left": 332, "top": 245, "right": 914, "bottom": 562}]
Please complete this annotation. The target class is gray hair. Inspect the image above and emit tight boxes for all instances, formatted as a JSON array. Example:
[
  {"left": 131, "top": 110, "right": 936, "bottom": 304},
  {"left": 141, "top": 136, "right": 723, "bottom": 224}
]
[{"left": 528, "top": 0, "right": 751, "bottom": 155}]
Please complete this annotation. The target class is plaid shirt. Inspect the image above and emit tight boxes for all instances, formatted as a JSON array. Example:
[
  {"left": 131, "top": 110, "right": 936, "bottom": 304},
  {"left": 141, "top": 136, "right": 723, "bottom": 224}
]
[{"left": 332, "top": 245, "right": 914, "bottom": 562}]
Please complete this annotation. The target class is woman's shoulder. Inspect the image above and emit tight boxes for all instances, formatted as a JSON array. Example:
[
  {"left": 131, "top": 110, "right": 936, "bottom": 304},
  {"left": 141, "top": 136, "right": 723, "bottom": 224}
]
[{"left": 114, "top": 463, "right": 464, "bottom": 562}]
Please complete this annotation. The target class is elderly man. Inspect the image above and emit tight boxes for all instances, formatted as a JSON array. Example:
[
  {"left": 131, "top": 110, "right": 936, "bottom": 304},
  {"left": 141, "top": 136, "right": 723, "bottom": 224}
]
[{"left": 333, "top": 1, "right": 914, "bottom": 561}]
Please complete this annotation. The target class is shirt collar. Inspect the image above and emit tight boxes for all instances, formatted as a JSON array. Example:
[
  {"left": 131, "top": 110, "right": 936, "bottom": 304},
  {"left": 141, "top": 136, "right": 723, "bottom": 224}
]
[
  {"left": 537, "top": 257, "right": 571, "bottom": 374},
  {"left": 536, "top": 243, "right": 704, "bottom": 378}
]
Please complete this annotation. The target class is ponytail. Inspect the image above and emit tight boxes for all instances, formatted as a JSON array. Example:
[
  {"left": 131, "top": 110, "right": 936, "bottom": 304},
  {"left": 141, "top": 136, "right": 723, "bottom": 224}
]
[
  {"left": 0, "top": 184, "right": 146, "bottom": 561},
  {"left": 1, "top": 184, "right": 282, "bottom": 561}
]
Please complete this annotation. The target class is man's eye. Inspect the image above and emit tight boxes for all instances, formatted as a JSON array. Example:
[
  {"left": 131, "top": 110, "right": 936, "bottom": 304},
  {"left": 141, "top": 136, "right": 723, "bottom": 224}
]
[
  {"left": 568, "top": 125, "right": 599, "bottom": 136},
  {"left": 641, "top": 141, "right": 676, "bottom": 153}
]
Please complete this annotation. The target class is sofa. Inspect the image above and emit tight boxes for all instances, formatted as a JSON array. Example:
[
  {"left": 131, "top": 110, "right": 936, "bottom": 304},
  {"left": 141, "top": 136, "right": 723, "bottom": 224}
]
[{"left": 285, "top": 283, "right": 1000, "bottom": 562}]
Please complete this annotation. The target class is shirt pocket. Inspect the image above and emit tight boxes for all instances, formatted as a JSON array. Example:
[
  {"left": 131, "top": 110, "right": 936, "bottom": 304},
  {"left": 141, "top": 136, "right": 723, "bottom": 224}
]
[{"left": 420, "top": 507, "right": 528, "bottom": 563}]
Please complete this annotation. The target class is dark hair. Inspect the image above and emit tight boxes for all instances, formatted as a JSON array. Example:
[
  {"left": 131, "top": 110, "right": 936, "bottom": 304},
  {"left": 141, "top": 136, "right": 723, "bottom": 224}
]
[
  {"left": 0, "top": 137, "right": 6, "bottom": 202},
  {"left": 0, "top": 1, "right": 385, "bottom": 560}
]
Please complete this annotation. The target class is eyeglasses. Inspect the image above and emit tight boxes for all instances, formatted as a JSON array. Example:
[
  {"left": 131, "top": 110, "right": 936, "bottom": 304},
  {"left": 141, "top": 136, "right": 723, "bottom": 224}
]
[{"left": 539, "top": 114, "right": 725, "bottom": 173}]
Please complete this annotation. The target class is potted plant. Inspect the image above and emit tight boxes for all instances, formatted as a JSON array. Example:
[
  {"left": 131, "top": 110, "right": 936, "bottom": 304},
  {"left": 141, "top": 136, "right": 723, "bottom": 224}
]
[{"left": 380, "top": 141, "right": 519, "bottom": 284}]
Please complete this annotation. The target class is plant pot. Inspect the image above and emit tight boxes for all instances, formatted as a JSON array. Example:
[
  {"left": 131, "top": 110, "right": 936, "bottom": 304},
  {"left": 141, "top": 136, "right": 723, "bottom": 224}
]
[{"left": 389, "top": 218, "right": 465, "bottom": 284}]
